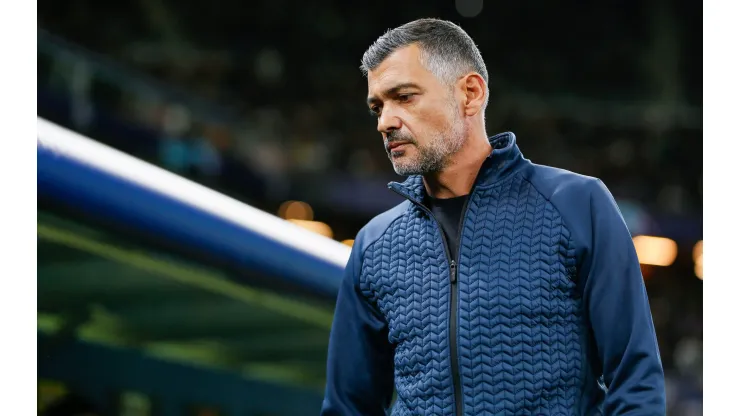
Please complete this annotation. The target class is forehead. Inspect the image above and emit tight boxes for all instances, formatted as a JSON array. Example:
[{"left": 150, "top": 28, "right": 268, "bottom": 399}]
[{"left": 367, "top": 44, "right": 435, "bottom": 96}]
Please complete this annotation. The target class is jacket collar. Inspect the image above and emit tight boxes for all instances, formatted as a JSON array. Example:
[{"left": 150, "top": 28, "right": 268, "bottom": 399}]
[{"left": 388, "top": 131, "right": 526, "bottom": 205}]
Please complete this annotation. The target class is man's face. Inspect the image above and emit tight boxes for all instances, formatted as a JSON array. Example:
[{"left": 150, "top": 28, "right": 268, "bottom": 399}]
[{"left": 367, "top": 44, "right": 467, "bottom": 176}]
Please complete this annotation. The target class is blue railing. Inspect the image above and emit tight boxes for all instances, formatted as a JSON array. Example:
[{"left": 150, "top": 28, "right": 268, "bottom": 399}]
[{"left": 37, "top": 118, "right": 350, "bottom": 299}]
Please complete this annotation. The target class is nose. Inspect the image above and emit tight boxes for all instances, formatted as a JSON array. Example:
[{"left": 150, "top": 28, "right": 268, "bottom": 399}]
[{"left": 377, "top": 107, "right": 402, "bottom": 135}]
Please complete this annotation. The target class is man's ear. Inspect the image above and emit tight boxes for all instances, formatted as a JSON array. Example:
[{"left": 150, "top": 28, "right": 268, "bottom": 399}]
[{"left": 460, "top": 72, "right": 487, "bottom": 117}]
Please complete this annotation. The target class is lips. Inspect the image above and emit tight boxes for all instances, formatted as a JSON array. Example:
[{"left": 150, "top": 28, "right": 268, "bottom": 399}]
[{"left": 387, "top": 142, "right": 411, "bottom": 152}]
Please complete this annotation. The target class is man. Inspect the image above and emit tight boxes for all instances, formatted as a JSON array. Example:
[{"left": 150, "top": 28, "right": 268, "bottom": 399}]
[{"left": 321, "top": 18, "right": 665, "bottom": 416}]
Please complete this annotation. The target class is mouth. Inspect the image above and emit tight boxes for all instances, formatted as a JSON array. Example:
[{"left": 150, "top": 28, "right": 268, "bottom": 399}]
[{"left": 387, "top": 142, "right": 411, "bottom": 152}]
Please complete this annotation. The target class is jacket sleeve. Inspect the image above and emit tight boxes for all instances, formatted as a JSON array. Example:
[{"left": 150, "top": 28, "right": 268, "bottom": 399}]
[
  {"left": 582, "top": 179, "right": 666, "bottom": 415},
  {"left": 320, "top": 241, "right": 394, "bottom": 416}
]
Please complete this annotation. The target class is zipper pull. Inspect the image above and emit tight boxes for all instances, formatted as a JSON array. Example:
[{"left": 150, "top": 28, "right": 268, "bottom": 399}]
[{"left": 450, "top": 260, "right": 457, "bottom": 284}]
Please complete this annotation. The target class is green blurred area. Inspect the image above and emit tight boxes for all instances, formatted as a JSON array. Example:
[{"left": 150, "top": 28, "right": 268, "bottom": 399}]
[{"left": 37, "top": 211, "right": 334, "bottom": 391}]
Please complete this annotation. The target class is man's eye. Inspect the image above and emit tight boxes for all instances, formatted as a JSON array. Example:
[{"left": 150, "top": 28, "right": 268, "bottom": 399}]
[
  {"left": 369, "top": 107, "right": 381, "bottom": 117},
  {"left": 398, "top": 94, "right": 412, "bottom": 103}
]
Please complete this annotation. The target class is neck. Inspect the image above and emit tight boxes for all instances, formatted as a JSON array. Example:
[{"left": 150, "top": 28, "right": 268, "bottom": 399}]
[{"left": 423, "top": 129, "right": 492, "bottom": 199}]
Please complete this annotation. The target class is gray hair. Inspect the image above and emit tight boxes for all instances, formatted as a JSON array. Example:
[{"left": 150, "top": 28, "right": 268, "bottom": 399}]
[{"left": 361, "top": 18, "right": 489, "bottom": 109}]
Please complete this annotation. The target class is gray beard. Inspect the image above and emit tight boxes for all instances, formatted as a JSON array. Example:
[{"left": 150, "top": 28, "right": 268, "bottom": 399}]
[
  {"left": 391, "top": 139, "right": 449, "bottom": 176},
  {"left": 390, "top": 117, "right": 466, "bottom": 176}
]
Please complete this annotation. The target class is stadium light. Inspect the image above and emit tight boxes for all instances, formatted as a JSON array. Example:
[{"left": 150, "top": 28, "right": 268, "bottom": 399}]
[
  {"left": 693, "top": 240, "right": 703, "bottom": 279},
  {"left": 693, "top": 240, "right": 703, "bottom": 261},
  {"left": 278, "top": 200, "right": 314, "bottom": 221},
  {"left": 632, "top": 235, "right": 678, "bottom": 267}
]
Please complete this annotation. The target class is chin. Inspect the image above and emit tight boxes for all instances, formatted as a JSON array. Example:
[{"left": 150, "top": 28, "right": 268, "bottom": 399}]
[
  {"left": 392, "top": 162, "right": 421, "bottom": 176},
  {"left": 390, "top": 150, "right": 423, "bottom": 174}
]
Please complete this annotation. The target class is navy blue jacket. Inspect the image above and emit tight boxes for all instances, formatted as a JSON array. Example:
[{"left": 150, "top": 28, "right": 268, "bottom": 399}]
[{"left": 321, "top": 132, "right": 665, "bottom": 415}]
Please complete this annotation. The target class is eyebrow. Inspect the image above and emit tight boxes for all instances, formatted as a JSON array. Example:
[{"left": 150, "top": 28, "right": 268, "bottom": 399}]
[{"left": 367, "top": 82, "right": 423, "bottom": 106}]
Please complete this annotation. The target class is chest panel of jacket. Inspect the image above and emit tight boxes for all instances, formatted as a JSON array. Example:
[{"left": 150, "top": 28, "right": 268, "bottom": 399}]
[{"left": 360, "top": 174, "right": 586, "bottom": 415}]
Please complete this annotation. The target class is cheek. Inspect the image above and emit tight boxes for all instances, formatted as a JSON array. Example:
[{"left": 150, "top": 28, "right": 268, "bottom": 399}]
[
  {"left": 421, "top": 115, "right": 453, "bottom": 140},
  {"left": 403, "top": 101, "right": 453, "bottom": 143},
  {"left": 424, "top": 101, "right": 454, "bottom": 127}
]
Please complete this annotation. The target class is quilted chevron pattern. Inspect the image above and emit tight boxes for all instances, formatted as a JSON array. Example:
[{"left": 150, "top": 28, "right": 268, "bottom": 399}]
[
  {"left": 360, "top": 212, "right": 455, "bottom": 416},
  {"left": 360, "top": 170, "right": 585, "bottom": 416},
  {"left": 458, "top": 174, "right": 584, "bottom": 415}
]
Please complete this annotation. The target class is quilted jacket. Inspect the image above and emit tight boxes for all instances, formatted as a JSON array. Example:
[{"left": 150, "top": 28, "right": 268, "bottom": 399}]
[{"left": 321, "top": 132, "right": 665, "bottom": 416}]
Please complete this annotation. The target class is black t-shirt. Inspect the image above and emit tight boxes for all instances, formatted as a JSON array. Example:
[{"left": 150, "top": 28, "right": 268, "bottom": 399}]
[{"left": 425, "top": 194, "right": 469, "bottom": 262}]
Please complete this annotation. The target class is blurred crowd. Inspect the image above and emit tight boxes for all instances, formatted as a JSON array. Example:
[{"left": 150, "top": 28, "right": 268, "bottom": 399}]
[
  {"left": 37, "top": 0, "right": 701, "bottom": 215},
  {"left": 37, "top": 0, "right": 702, "bottom": 413}
]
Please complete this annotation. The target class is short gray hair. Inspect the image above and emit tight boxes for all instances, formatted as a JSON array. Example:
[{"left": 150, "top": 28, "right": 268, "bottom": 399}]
[{"left": 361, "top": 18, "right": 489, "bottom": 107}]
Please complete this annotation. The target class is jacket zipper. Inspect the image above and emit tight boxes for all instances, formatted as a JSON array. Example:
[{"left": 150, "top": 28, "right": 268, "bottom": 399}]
[
  {"left": 389, "top": 185, "right": 477, "bottom": 416},
  {"left": 449, "top": 257, "right": 462, "bottom": 416},
  {"left": 450, "top": 194, "right": 473, "bottom": 416}
]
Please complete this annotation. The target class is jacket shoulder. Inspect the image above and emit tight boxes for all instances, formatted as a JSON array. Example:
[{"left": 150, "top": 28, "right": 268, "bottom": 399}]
[
  {"left": 522, "top": 163, "right": 611, "bottom": 249},
  {"left": 354, "top": 200, "right": 411, "bottom": 258},
  {"left": 522, "top": 163, "right": 602, "bottom": 202}
]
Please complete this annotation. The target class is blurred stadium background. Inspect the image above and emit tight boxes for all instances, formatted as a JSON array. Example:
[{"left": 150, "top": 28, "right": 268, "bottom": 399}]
[{"left": 37, "top": 0, "right": 702, "bottom": 415}]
